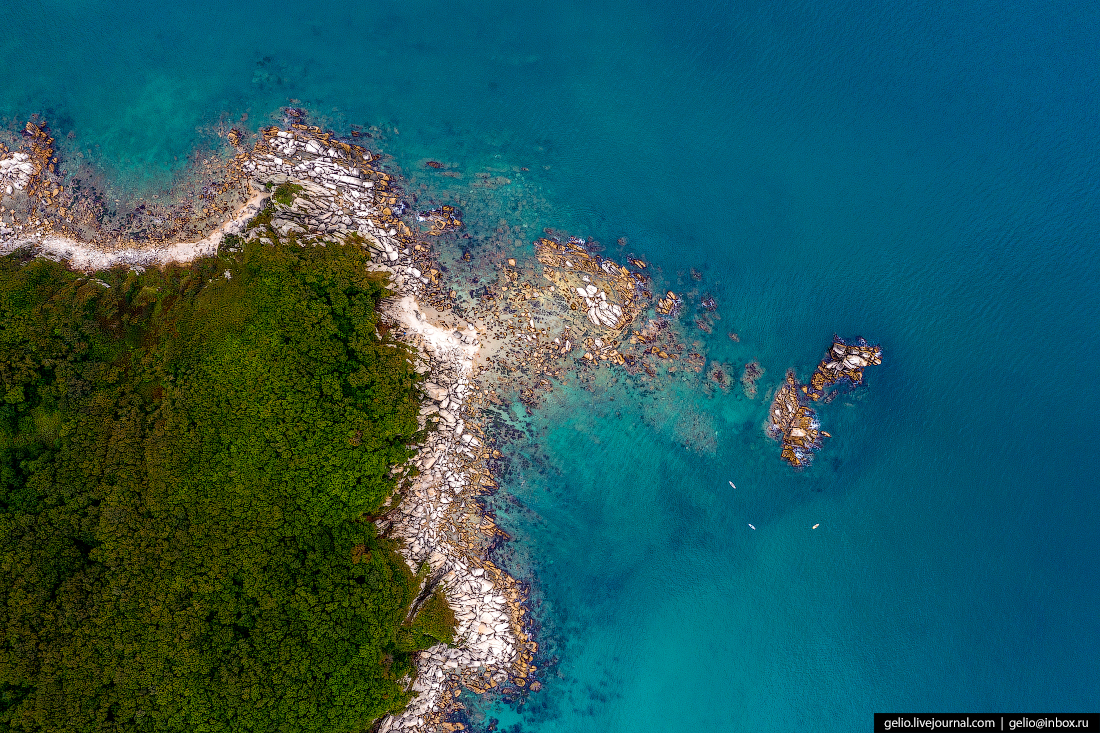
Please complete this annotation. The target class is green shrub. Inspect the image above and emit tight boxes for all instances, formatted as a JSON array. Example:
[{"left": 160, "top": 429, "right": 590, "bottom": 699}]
[
  {"left": 397, "top": 588, "right": 458, "bottom": 651},
  {"left": 273, "top": 182, "right": 304, "bottom": 206}
]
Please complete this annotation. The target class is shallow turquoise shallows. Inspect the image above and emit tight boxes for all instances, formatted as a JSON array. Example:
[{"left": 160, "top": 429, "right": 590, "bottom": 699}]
[{"left": 4, "top": 0, "right": 1099, "bottom": 730}]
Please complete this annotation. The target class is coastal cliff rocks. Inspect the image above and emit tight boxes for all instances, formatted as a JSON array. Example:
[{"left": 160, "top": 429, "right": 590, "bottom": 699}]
[
  {"left": 375, "top": 297, "right": 539, "bottom": 733},
  {"left": 239, "top": 125, "right": 456, "bottom": 314},
  {"left": 767, "top": 336, "right": 882, "bottom": 467}
]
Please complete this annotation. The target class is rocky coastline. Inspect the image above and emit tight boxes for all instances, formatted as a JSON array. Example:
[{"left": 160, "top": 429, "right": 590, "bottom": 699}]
[
  {"left": 0, "top": 114, "right": 689, "bottom": 730},
  {"left": 0, "top": 117, "right": 701, "bottom": 728},
  {"left": 240, "top": 126, "right": 545, "bottom": 732},
  {"left": 1, "top": 121, "right": 254, "bottom": 252},
  {"left": 2, "top": 113, "right": 885, "bottom": 729},
  {"left": 1, "top": 121, "right": 537, "bottom": 732}
]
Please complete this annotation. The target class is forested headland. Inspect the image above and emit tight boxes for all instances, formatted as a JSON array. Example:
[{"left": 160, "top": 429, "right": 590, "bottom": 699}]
[{"left": 0, "top": 238, "right": 453, "bottom": 732}]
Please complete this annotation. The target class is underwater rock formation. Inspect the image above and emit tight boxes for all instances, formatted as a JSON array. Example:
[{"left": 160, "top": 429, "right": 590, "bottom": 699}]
[
  {"left": 418, "top": 204, "right": 463, "bottom": 236},
  {"left": 741, "top": 360, "right": 763, "bottom": 399}
]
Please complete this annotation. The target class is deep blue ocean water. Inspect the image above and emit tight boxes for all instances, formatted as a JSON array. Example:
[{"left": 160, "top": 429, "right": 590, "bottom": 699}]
[{"left": 4, "top": 0, "right": 1099, "bottom": 730}]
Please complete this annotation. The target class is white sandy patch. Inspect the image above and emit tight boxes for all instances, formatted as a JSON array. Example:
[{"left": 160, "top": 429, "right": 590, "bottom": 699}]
[
  {"left": 383, "top": 294, "right": 481, "bottom": 369},
  {"left": 0, "top": 188, "right": 269, "bottom": 271}
]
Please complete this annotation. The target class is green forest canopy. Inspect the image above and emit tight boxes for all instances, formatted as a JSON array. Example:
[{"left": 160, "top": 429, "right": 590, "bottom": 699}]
[{"left": 0, "top": 238, "right": 450, "bottom": 732}]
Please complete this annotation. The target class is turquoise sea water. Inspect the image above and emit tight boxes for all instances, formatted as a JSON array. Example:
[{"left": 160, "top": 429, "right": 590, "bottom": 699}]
[{"left": 4, "top": 1, "right": 1099, "bottom": 730}]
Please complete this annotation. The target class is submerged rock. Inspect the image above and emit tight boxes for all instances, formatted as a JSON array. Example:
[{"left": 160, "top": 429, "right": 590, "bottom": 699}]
[{"left": 740, "top": 360, "right": 763, "bottom": 399}]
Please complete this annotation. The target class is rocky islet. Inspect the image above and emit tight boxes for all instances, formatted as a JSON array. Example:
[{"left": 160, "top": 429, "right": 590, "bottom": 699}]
[{"left": 766, "top": 336, "right": 883, "bottom": 467}]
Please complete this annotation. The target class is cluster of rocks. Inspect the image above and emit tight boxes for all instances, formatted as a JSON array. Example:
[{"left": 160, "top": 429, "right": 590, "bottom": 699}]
[
  {"left": 534, "top": 236, "right": 649, "bottom": 319},
  {"left": 0, "top": 145, "right": 32, "bottom": 240},
  {"left": 238, "top": 126, "right": 456, "bottom": 311},
  {"left": 417, "top": 204, "right": 463, "bottom": 236},
  {"left": 0, "top": 151, "right": 36, "bottom": 193},
  {"left": 574, "top": 282, "right": 624, "bottom": 328},
  {"left": 656, "top": 290, "right": 682, "bottom": 315},
  {"left": 767, "top": 336, "right": 882, "bottom": 467},
  {"left": 1, "top": 120, "right": 258, "bottom": 251},
  {"left": 766, "top": 371, "right": 823, "bottom": 467},
  {"left": 704, "top": 362, "right": 732, "bottom": 393},
  {"left": 451, "top": 234, "right": 668, "bottom": 409},
  {"left": 244, "top": 128, "right": 400, "bottom": 242},
  {"left": 621, "top": 317, "right": 695, "bottom": 378},
  {"left": 807, "top": 336, "right": 883, "bottom": 401},
  {"left": 435, "top": 228, "right": 719, "bottom": 415},
  {"left": 0, "top": 123, "right": 57, "bottom": 242},
  {"left": 438, "top": 226, "right": 748, "bottom": 507}
]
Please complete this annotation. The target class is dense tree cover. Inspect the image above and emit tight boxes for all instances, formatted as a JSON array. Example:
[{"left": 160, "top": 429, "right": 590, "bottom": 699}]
[{"left": 0, "top": 239, "right": 448, "bottom": 732}]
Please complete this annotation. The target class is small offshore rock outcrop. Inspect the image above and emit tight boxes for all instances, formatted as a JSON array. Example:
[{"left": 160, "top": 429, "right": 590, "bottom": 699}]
[
  {"left": 767, "top": 371, "right": 822, "bottom": 467},
  {"left": 655, "top": 289, "right": 681, "bottom": 316},
  {"left": 807, "top": 336, "right": 882, "bottom": 401},
  {"left": 767, "top": 336, "right": 882, "bottom": 467}
]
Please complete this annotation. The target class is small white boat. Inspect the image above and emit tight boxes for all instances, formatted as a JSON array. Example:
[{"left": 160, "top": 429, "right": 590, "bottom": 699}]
[
  {"left": 748, "top": 523, "right": 756, "bottom": 530},
  {"left": 728, "top": 481, "right": 736, "bottom": 489},
  {"left": 812, "top": 524, "right": 820, "bottom": 529}
]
